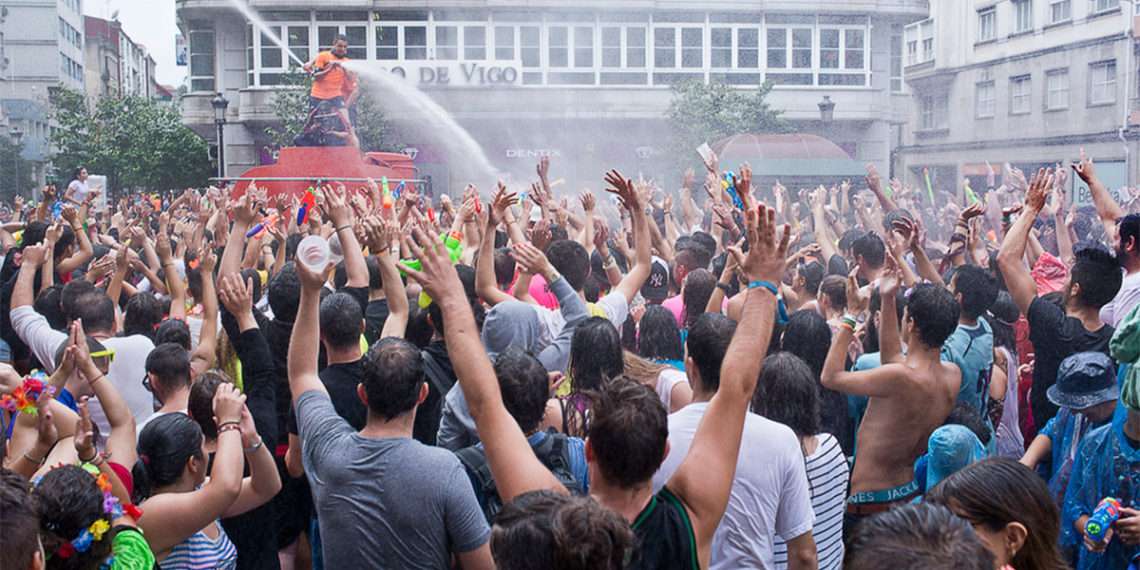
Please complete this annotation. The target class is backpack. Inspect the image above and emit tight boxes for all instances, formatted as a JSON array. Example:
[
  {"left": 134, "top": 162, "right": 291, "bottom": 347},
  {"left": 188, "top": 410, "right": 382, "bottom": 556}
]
[{"left": 456, "top": 430, "right": 583, "bottom": 522}]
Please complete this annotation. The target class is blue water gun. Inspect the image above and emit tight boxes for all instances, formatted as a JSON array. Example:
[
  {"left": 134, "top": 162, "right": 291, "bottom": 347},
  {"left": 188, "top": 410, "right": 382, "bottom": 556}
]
[
  {"left": 722, "top": 171, "right": 743, "bottom": 209},
  {"left": 1086, "top": 497, "right": 1122, "bottom": 542}
]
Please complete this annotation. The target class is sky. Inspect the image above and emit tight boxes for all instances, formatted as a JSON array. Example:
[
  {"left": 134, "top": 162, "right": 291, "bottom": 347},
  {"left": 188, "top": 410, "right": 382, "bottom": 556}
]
[{"left": 83, "top": 0, "right": 184, "bottom": 87}]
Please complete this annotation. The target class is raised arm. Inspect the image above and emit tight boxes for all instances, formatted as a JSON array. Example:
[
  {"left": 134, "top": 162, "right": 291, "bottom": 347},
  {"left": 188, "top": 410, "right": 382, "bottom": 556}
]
[
  {"left": 1073, "top": 148, "right": 1124, "bottom": 223},
  {"left": 364, "top": 218, "right": 409, "bottom": 339},
  {"left": 403, "top": 228, "right": 566, "bottom": 501},
  {"left": 476, "top": 185, "right": 518, "bottom": 307},
  {"left": 606, "top": 170, "right": 652, "bottom": 304},
  {"left": 666, "top": 203, "right": 787, "bottom": 559},
  {"left": 997, "top": 169, "right": 1054, "bottom": 315},
  {"left": 72, "top": 320, "right": 137, "bottom": 467},
  {"left": 288, "top": 255, "right": 329, "bottom": 402},
  {"left": 219, "top": 192, "right": 259, "bottom": 281},
  {"left": 324, "top": 184, "right": 368, "bottom": 288},
  {"left": 821, "top": 263, "right": 904, "bottom": 396},
  {"left": 157, "top": 231, "right": 187, "bottom": 321},
  {"left": 55, "top": 205, "right": 93, "bottom": 276},
  {"left": 866, "top": 164, "right": 899, "bottom": 212},
  {"left": 222, "top": 402, "right": 282, "bottom": 518},
  {"left": 190, "top": 248, "right": 218, "bottom": 375}
]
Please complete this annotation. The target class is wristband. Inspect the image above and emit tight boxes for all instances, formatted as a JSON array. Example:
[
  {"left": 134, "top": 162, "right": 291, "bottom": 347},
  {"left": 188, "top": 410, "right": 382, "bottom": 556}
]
[
  {"left": 218, "top": 423, "right": 242, "bottom": 436},
  {"left": 840, "top": 315, "right": 858, "bottom": 330},
  {"left": 716, "top": 283, "right": 733, "bottom": 294},
  {"left": 217, "top": 420, "right": 241, "bottom": 431},
  {"left": 243, "top": 437, "right": 264, "bottom": 454},
  {"left": 23, "top": 452, "right": 46, "bottom": 466},
  {"left": 747, "top": 280, "right": 779, "bottom": 296}
]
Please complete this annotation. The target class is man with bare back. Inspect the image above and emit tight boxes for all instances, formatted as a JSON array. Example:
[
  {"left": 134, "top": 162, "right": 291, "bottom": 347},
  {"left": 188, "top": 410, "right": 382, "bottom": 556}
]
[{"left": 821, "top": 255, "right": 961, "bottom": 533}]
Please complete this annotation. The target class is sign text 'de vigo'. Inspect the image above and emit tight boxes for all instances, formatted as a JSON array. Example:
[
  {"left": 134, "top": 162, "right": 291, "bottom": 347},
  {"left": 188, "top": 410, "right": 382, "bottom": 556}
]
[{"left": 379, "top": 62, "right": 521, "bottom": 87}]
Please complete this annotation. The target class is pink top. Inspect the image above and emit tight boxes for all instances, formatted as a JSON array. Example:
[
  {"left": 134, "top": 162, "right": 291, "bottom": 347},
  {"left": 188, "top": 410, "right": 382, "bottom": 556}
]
[
  {"left": 662, "top": 295, "right": 685, "bottom": 326},
  {"left": 529, "top": 274, "right": 560, "bottom": 309}
]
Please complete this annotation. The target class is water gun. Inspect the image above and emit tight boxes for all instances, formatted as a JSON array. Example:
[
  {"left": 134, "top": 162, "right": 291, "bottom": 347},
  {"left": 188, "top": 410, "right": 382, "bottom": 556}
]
[
  {"left": 923, "top": 168, "right": 935, "bottom": 205},
  {"left": 722, "top": 171, "right": 744, "bottom": 209},
  {"left": 381, "top": 176, "right": 393, "bottom": 210},
  {"left": 399, "top": 231, "right": 463, "bottom": 274},
  {"left": 246, "top": 212, "right": 280, "bottom": 238},
  {"left": 963, "top": 178, "right": 980, "bottom": 206},
  {"left": 1085, "top": 498, "right": 1122, "bottom": 542},
  {"left": 392, "top": 180, "right": 405, "bottom": 200},
  {"left": 297, "top": 187, "right": 316, "bottom": 225}
]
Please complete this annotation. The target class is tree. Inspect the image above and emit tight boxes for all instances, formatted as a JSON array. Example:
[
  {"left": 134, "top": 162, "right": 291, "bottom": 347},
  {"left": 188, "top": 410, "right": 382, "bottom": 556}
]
[
  {"left": 266, "top": 69, "right": 401, "bottom": 153},
  {"left": 49, "top": 87, "right": 214, "bottom": 194},
  {"left": 666, "top": 80, "right": 791, "bottom": 165},
  {"left": 0, "top": 135, "right": 36, "bottom": 201}
]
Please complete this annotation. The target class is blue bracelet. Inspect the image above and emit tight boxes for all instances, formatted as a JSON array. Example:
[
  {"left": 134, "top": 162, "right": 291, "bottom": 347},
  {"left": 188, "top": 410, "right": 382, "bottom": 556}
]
[{"left": 748, "top": 280, "right": 779, "bottom": 295}]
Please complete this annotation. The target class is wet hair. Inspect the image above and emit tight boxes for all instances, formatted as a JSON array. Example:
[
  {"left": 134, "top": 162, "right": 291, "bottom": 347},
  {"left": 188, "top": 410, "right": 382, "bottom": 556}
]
[
  {"left": 569, "top": 317, "right": 624, "bottom": 393},
  {"left": 852, "top": 232, "right": 886, "bottom": 269},
  {"left": 0, "top": 468, "right": 39, "bottom": 570},
  {"left": 52, "top": 225, "right": 76, "bottom": 261},
  {"left": 944, "top": 403, "right": 991, "bottom": 446},
  {"left": 72, "top": 291, "right": 115, "bottom": 334},
  {"left": 752, "top": 352, "right": 821, "bottom": 438},
  {"left": 1119, "top": 214, "right": 1140, "bottom": 260},
  {"left": 334, "top": 34, "right": 348, "bottom": 44},
  {"left": 637, "top": 305, "right": 683, "bottom": 362},
  {"left": 906, "top": 284, "right": 960, "bottom": 349},
  {"left": 494, "top": 348, "right": 551, "bottom": 434},
  {"left": 951, "top": 265, "right": 999, "bottom": 320},
  {"left": 797, "top": 260, "right": 825, "bottom": 296},
  {"left": 133, "top": 413, "right": 205, "bottom": 503},
  {"left": 146, "top": 343, "right": 192, "bottom": 395},
  {"left": 187, "top": 371, "right": 231, "bottom": 441},
  {"left": 780, "top": 309, "right": 831, "bottom": 379},
  {"left": 35, "top": 284, "right": 66, "bottom": 330},
  {"left": 583, "top": 275, "right": 603, "bottom": 303},
  {"left": 926, "top": 458, "right": 1068, "bottom": 570},
  {"left": 685, "top": 313, "right": 736, "bottom": 394},
  {"left": 123, "top": 292, "right": 163, "bottom": 339},
  {"left": 818, "top": 274, "right": 847, "bottom": 312},
  {"left": 154, "top": 319, "right": 192, "bottom": 350},
  {"left": 845, "top": 503, "right": 994, "bottom": 570},
  {"left": 839, "top": 229, "right": 866, "bottom": 254},
  {"left": 587, "top": 379, "right": 668, "bottom": 489},
  {"left": 494, "top": 247, "right": 517, "bottom": 289},
  {"left": 1070, "top": 247, "right": 1122, "bottom": 309},
  {"left": 546, "top": 240, "right": 591, "bottom": 291},
  {"left": 268, "top": 263, "right": 302, "bottom": 323},
  {"left": 320, "top": 292, "right": 364, "bottom": 350},
  {"left": 33, "top": 465, "right": 113, "bottom": 569},
  {"left": 988, "top": 291, "right": 1019, "bottom": 353},
  {"left": 827, "top": 255, "right": 849, "bottom": 277},
  {"left": 672, "top": 246, "right": 708, "bottom": 289},
  {"left": 61, "top": 280, "right": 97, "bottom": 322},
  {"left": 681, "top": 269, "right": 716, "bottom": 329},
  {"left": 361, "top": 337, "right": 426, "bottom": 420},
  {"left": 491, "top": 490, "right": 633, "bottom": 570}
]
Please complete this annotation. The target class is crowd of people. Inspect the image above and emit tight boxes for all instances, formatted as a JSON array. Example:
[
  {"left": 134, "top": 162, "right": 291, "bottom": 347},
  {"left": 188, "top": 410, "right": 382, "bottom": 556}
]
[{"left": 1, "top": 147, "right": 1139, "bottom": 570}]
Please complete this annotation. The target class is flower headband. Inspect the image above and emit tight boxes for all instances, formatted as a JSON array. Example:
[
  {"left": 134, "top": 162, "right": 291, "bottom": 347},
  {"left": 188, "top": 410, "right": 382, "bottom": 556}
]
[
  {"left": 0, "top": 371, "right": 52, "bottom": 415},
  {"left": 46, "top": 463, "right": 141, "bottom": 561}
]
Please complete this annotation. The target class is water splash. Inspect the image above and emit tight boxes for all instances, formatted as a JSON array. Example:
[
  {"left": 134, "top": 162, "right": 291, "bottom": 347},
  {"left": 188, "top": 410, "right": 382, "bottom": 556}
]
[
  {"left": 341, "top": 60, "right": 502, "bottom": 187},
  {"left": 227, "top": 0, "right": 305, "bottom": 67}
]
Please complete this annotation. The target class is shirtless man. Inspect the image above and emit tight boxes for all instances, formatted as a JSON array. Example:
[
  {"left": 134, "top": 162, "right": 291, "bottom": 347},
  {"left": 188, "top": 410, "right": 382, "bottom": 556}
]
[{"left": 821, "top": 254, "right": 961, "bottom": 530}]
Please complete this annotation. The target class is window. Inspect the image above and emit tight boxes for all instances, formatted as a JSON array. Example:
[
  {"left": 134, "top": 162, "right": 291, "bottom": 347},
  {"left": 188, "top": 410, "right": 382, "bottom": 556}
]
[
  {"left": 737, "top": 28, "right": 759, "bottom": 68},
  {"left": 890, "top": 26, "right": 904, "bottom": 92},
  {"left": 976, "top": 81, "right": 996, "bottom": 117},
  {"left": 288, "top": 26, "right": 309, "bottom": 64},
  {"left": 574, "top": 26, "right": 593, "bottom": 68},
  {"left": 1091, "top": 0, "right": 1118, "bottom": 14},
  {"left": 655, "top": 28, "right": 676, "bottom": 68},
  {"left": 435, "top": 26, "right": 458, "bottom": 60},
  {"left": 1046, "top": 68, "right": 1069, "bottom": 109},
  {"left": 767, "top": 28, "right": 787, "bottom": 68},
  {"left": 1010, "top": 75, "right": 1032, "bottom": 114},
  {"left": 1089, "top": 60, "right": 1117, "bottom": 105},
  {"left": 792, "top": 29, "right": 812, "bottom": 68},
  {"left": 920, "top": 95, "right": 949, "bottom": 130},
  {"left": 495, "top": 26, "right": 515, "bottom": 60},
  {"left": 261, "top": 28, "right": 283, "bottom": 69},
  {"left": 711, "top": 28, "right": 732, "bottom": 68},
  {"left": 906, "top": 19, "right": 934, "bottom": 64},
  {"left": 681, "top": 28, "right": 702, "bottom": 68},
  {"left": 548, "top": 26, "right": 568, "bottom": 67},
  {"left": 520, "top": 26, "right": 540, "bottom": 67},
  {"left": 627, "top": 27, "right": 646, "bottom": 68},
  {"left": 845, "top": 29, "right": 864, "bottom": 69},
  {"left": 405, "top": 26, "right": 427, "bottom": 60},
  {"left": 1050, "top": 0, "right": 1072, "bottom": 22},
  {"left": 463, "top": 26, "right": 486, "bottom": 60},
  {"left": 375, "top": 26, "right": 398, "bottom": 60},
  {"left": 821, "top": 29, "right": 840, "bottom": 69},
  {"left": 1013, "top": 0, "right": 1033, "bottom": 33},
  {"left": 602, "top": 27, "right": 621, "bottom": 67},
  {"left": 188, "top": 22, "right": 215, "bottom": 92},
  {"left": 907, "top": 39, "right": 918, "bottom": 66},
  {"left": 978, "top": 8, "right": 996, "bottom": 41}
]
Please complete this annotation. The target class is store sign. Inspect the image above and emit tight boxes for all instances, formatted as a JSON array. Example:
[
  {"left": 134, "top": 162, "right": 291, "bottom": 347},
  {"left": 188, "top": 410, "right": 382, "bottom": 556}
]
[
  {"left": 383, "top": 62, "right": 521, "bottom": 86},
  {"left": 505, "top": 148, "right": 561, "bottom": 159}
]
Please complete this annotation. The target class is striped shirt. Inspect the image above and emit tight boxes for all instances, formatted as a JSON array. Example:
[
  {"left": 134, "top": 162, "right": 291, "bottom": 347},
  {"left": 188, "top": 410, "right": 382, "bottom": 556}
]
[
  {"left": 159, "top": 522, "right": 238, "bottom": 570},
  {"left": 773, "top": 433, "right": 849, "bottom": 570}
]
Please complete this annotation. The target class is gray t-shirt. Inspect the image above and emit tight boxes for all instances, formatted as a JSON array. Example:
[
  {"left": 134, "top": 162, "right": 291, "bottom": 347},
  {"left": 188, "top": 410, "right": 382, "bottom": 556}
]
[{"left": 297, "top": 390, "right": 490, "bottom": 568}]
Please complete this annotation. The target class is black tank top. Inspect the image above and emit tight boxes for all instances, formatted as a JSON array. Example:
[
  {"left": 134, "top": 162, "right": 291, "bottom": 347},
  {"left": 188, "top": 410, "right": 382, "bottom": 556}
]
[{"left": 629, "top": 486, "right": 699, "bottom": 570}]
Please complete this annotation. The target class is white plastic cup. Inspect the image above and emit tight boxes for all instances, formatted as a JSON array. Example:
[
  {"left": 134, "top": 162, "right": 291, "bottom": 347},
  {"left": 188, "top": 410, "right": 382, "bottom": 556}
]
[
  {"left": 327, "top": 232, "right": 346, "bottom": 266},
  {"left": 296, "top": 235, "right": 331, "bottom": 273}
]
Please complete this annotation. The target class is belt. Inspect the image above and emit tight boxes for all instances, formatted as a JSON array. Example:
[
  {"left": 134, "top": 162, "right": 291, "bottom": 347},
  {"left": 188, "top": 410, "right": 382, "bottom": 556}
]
[{"left": 847, "top": 480, "right": 921, "bottom": 515}]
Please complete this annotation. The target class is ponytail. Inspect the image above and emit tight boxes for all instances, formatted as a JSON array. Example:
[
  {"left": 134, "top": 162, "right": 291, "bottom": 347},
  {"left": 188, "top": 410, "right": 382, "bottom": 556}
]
[{"left": 133, "top": 413, "right": 204, "bottom": 504}]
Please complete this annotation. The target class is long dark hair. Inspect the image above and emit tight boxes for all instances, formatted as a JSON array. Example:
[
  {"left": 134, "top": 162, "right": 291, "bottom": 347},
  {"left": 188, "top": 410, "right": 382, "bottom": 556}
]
[
  {"left": 638, "top": 305, "right": 683, "bottom": 362},
  {"left": 926, "top": 458, "right": 1068, "bottom": 570},
  {"left": 780, "top": 310, "right": 830, "bottom": 378},
  {"left": 569, "top": 317, "right": 624, "bottom": 393},
  {"left": 752, "top": 352, "right": 821, "bottom": 439},
  {"left": 988, "top": 291, "right": 1019, "bottom": 354},
  {"left": 132, "top": 413, "right": 204, "bottom": 504},
  {"left": 33, "top": 465, "right": 114, "bottom": 569}
]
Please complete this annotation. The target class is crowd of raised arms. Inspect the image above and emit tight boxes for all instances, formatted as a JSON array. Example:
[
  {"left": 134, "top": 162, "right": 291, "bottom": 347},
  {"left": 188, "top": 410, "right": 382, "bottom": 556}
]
[{"left": 3, "top": 147, "right": 1140, "bottom": 570}]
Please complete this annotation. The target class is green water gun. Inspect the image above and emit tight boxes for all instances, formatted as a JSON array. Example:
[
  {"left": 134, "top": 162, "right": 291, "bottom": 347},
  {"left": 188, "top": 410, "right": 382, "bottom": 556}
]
[{"left": 399, "top": 231, "right": 464, "bottom": 274}]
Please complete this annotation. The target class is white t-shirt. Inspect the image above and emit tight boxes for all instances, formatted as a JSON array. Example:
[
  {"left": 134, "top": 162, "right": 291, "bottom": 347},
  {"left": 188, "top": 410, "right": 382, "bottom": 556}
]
[
  {"left": 652, "top": 402, "right": 815, "bottom": 570},
  {"left": 655, "top": 368, "right": 688, "bottom": 411},
  {"left": 1101, "top": 270, "right": 1140, "bottom": 328},
  {"left": 773, "top": 433, "right": 849, "bottom": 570},
  {"left": 11, "top": 306, "right": 156, "bottom": 435},
  {"left": 536, "top": 291, "right": 630, "bottom": 343},
  {"left": 136, "top": 409, "right": 186, "bottom": 439},
  {"left": 67, "top": 179, "right": 90, "bottom": 203}
]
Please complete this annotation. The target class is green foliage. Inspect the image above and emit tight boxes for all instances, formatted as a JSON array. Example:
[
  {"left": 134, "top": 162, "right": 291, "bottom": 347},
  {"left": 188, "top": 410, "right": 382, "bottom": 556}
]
[
  {"left": 666, "top": 80, "right": 791, "bottom": 163},
  {"left": 49, "top": 87, "right": 213, "bottom": 193},
  {"left": 266, "top": 68, "right": 401, "bottom": 152},
  {"left": 0, "top": 135, "right": 36, "bottom": 201}
]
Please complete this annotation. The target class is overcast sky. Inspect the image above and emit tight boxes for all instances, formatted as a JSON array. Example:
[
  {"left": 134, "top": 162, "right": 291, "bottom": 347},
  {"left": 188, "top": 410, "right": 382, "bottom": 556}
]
[{"left": 84, "top": 0, "right": 183, "bottom": 87}]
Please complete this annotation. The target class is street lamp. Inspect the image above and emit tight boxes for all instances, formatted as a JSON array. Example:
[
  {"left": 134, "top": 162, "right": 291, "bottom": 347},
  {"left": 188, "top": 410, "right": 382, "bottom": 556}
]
[
  {"left": 9, "top": 126, "right": 23, "bottom": 199},
  {"left": 211, "top": 92, "right": 229, "bottom": 179},
  {"left": 818, "top": 95, "right": 836, "bottom": 123}
]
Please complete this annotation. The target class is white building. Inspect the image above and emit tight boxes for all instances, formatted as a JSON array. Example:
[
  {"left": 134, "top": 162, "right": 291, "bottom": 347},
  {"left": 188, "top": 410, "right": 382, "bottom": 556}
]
[
  {"left": 85, "top": 15, "right": 159, "bottom": 101},
  {"left": 897, "top": 0, "right": 1140, "bottom": 197},
  {"left": 176, "top": 1, "right": 930, "bottom": 193}
]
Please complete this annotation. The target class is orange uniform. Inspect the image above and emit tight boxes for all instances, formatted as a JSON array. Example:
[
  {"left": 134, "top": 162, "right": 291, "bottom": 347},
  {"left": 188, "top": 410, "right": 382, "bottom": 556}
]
[{"left": 310, "top": 51, "right": 349, "bottom": 100}]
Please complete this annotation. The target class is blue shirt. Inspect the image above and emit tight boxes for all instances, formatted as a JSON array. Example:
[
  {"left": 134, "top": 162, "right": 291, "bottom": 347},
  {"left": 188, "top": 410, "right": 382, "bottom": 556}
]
[
  {"left": 1062, "top": 417, "right": 1140, "bottom": 570},
  {"left": 940, "top": 319, "right": 994, "bottom": 417}
]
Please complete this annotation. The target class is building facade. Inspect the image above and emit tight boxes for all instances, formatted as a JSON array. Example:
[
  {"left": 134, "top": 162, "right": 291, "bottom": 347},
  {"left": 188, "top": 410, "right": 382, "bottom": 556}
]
[
  {"left": 176, "top": 1, "right": 929, "bottom": 193},
  {"left": 84, "top": 15, "right": 160, "bottom": 101},
  {"left": 897, "top": 0, "right": 1140, "bottom": 198},
  {"left": 1, "top": 0, "right": 86, "bottom": 185}
]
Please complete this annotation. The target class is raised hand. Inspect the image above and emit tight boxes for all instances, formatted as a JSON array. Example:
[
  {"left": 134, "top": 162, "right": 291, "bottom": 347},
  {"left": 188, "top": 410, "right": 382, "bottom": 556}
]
[
  {"left": 233, "top": 193, "right": 258, "bottom": 226},
  {"left": 511, "top": 242, "right": 555, "bottom": 279},
  {"left": 21, "top": 244, "right": 48, "bottom": 268},
  {"left": 865, "top": 163, "right": 882, "bottom": 192},
  {"left": 580, "top": 191, "right": 596, "bottom": 213},
  {"left": 323, "top": 183, "right": 354, "bottom": 229},
  {"left": 846, "top": 266, "right": 870, "bottom": 315},
  {"left": 74, "top": 396, "right": 97, "bottom": 461},
  {"left": 682, "top": 168, "right": 696, "bottom": 190},
  {"left": 529, "top": 219, "right": 553, "bottom": 252},
  {"left": 1026, "top": 167, "right": 1055, "bottom": 212},
  {"left": 879, "top": 254, "right": 902, "bottom": 298},
  {"left": 1073, "top": 147, "right": 1096, "bottom": 184},
  {"left": 217, "top": 273, "right": 254, "bottom": 316},
  {"left": 401, "top": 227, "right": 462, "bottom": 302},
  {"left": 212, "top": 382, "right": 246, "bottom": 426},
  {"left": 736, "top": 163, "right": 753, "bottom": 209},
  {"left": 960, "top": 202, "right": 986, "bottom": 221},
  {"left": 593, "top": 218, "right": 610, "bottom": 253},
  {"left": 604, "top": 169, "right": 640, "bottom": 213},
  {"left": 729, "top": 204, "right": 789, "bottom": 285}
]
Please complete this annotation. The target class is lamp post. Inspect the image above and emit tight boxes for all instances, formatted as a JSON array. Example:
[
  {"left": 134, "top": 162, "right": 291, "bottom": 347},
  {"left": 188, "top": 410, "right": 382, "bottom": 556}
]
[
  {"left": 10, "top": 126, "right": 23, "bottom": 199},
  {"left": 211, "top": 92, "right": 229, "bottom": 179},
  {"left": 818, "top": 95, "right": 836, "bottom": 123}
]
